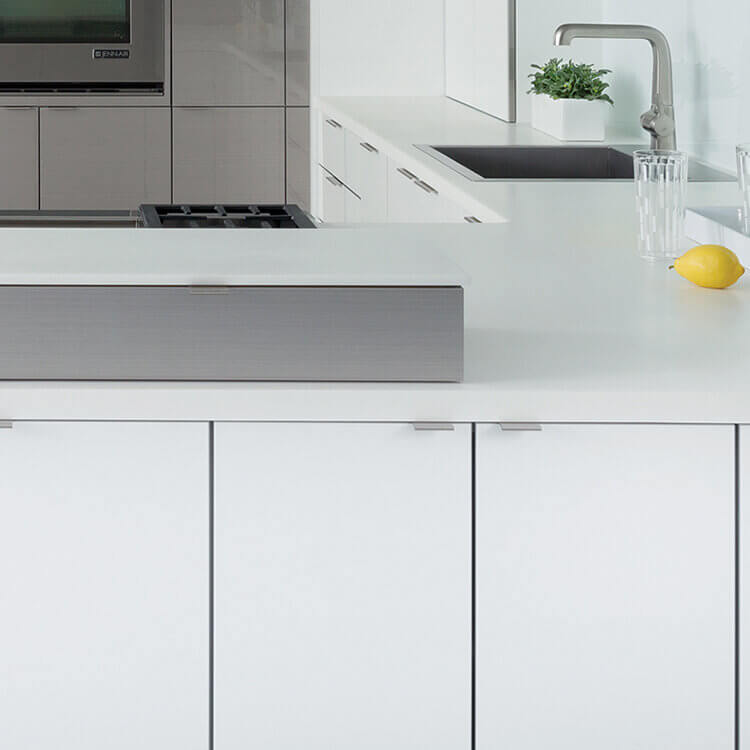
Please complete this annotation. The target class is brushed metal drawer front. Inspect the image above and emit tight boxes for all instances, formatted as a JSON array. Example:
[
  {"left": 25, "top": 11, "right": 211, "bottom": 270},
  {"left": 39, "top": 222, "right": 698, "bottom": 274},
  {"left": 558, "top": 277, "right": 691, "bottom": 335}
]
[{"left": 0, "top": 286, "right": 463, "bottom": 382}]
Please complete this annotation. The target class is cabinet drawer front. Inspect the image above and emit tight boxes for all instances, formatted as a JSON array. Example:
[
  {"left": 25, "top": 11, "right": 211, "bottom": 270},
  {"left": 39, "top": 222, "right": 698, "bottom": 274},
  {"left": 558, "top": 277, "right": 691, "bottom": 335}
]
[
  {"left": 321, "top": 113, "right": 347, "bottom": 181},
  {"left": 476, "top": 423, "right": 734, "bottom": 750},
  {"left": 40, "top": 107, "right": 171, "bottom": 210}
]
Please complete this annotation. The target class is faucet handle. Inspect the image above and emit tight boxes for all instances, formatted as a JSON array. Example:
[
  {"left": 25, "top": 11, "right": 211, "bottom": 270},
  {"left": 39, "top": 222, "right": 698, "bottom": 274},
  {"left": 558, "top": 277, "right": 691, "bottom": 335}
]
[{"left": 640, "top": 105, "right": 677, "bottom": 149}]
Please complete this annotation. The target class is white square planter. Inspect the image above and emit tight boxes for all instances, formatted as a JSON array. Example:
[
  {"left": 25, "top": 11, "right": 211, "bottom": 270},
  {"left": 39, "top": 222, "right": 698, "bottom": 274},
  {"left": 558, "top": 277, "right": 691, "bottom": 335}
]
[{"left": 531, "top": 96, "right": 608, "bottom": 142}]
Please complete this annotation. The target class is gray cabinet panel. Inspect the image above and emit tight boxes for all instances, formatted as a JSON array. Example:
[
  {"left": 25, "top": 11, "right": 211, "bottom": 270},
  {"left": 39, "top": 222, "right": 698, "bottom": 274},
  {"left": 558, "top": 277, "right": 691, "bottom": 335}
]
[
  {"left": 286, "top": 0, "right": 310, "bottom": 105},
  {"left": 40, "top": 107, "right": 171, "bottom": 210},
  {"left": 173, "top": 107, "right": 285, "bottom": 204},
  {"left": 0, "top": 107, "right": 38, "bottom": 210},
  {"left": 286, "top": 107, "right": 310, "bottom": 208},
  {"left": 173, "top": 0, "right": 284, "bottom": 106}
]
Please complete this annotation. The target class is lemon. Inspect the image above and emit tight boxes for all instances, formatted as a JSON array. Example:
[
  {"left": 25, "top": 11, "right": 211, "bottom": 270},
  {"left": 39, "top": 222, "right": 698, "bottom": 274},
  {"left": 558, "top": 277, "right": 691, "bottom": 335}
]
[{"left": 672, "top": 245, "right": 745, "bottom": 289}]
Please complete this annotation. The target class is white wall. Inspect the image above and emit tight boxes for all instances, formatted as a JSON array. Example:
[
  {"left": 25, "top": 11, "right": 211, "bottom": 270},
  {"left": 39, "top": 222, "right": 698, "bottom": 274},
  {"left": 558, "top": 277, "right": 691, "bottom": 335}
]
[
  {"left": 311, "top": 0, "right": 446, "bottom": 98},
  {"left": 516, "top": 0, "right": 750, "bottom": 171}
]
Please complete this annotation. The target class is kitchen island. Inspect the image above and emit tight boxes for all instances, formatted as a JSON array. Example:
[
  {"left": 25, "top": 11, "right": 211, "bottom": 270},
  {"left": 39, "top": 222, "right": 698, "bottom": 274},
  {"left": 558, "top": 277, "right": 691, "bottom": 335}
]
[{"left": 1, "top": 115, "right": 747, "bottom": 750}]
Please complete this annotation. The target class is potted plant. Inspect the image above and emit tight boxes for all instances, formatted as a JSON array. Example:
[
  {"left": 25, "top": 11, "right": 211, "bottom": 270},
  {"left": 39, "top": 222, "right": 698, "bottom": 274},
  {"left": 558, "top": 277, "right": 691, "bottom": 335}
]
[{"left": 528, "top": 58, "right": 614, "bottom": 141}]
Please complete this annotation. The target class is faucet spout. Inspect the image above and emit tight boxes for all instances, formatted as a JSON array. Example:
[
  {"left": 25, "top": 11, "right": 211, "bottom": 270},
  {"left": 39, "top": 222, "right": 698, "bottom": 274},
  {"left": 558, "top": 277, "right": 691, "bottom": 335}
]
[{"left": 553, "top": 23, "right": 676, "bottom": 150}]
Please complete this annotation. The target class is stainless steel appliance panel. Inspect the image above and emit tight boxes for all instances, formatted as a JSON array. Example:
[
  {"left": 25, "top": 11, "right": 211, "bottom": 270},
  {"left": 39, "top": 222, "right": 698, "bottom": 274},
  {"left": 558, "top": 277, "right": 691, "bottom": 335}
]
[
  {"left": 0, "top": 0, "right": 165, "bottom": 92},
  {"left": 0, "top": 285, "right": 464, "bottom": 382}
]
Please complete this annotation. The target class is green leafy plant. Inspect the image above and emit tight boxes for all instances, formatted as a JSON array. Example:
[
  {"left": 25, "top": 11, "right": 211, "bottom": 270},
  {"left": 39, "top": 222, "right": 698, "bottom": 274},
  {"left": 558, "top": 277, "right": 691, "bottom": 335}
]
[{"left": 528, "top": 58, "right": 614, "bottom": 104}]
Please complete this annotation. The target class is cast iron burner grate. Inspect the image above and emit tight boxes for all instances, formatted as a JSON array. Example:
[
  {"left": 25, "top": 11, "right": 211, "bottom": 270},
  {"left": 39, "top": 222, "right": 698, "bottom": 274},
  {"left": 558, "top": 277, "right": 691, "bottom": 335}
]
[{"left": 139, "top": 204, "right": 316, "bottom": 229}]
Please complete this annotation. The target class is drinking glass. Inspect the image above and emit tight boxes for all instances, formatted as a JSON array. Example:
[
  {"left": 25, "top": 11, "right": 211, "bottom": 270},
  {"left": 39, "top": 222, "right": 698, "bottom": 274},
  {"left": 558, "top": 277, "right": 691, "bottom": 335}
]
[
  {"left": 737, "top": 144, "right": 750, "bottom": 225},
  {"left": 633, "top": 149, "right": 689, "bottom": 261}
]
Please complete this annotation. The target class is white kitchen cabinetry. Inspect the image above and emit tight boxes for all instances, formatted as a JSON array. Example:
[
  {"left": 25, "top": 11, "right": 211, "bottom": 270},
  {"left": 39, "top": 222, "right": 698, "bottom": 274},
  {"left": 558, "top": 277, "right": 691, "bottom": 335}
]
[
  {"left": 0, "top": 422, "right": 209, "bottom": 750},
  {"left": 0, "top": 107, "right": 38, "bottom": 210},
  {"left": 321, "top": 115, "right": 347, "bottom": 183},
  {"left": 318, "top": 165, "right": 360, "bottom": 224},
  {"left": 40, "top": 107, "right": 171, "bottom": 210},
  {"left": 173, "top": 107, "right": 285, "bottom": 204},
  {"left": 214, "top": 422, "right": 471, "bottom": 750},
  {"left": 345, "top": 131, "right": 388, "bottom": 222},
  {"left": 476, "top": 424, "right": 734, "bottom": 750},
  {"left": 172, "top": 0, "right": 284, "bottom": 106}
]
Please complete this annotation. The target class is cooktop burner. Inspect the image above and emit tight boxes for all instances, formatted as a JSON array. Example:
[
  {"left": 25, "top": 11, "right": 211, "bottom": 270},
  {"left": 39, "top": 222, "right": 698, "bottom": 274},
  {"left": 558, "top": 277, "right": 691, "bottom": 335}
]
[{"left": 139, "top": 204, "right": 316, "bottom": 229}]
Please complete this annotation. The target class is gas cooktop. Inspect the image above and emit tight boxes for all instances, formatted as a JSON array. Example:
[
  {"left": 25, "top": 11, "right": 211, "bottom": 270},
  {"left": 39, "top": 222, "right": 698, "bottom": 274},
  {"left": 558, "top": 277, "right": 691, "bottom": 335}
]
[{"left": 139, "top": 204, "right": 316, "bottom": 229}]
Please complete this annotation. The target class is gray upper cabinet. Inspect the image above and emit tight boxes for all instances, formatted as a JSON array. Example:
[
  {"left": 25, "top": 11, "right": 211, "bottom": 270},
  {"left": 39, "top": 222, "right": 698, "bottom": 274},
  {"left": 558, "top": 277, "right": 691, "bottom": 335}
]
[
  {"left": 286, "top": 0, "right": 310, "bottom": 106},
  {"left": 173, "top": 107, "right": 285, "bottom": 204},
  {"left": 0, "top": 107, "right": 38, "bottom": 210},
  {"left": 173, "top": 0, "right": 285, "bottom": 106},
  {"left": 40, "top": 107, "right": 171, "bottom": 210}
]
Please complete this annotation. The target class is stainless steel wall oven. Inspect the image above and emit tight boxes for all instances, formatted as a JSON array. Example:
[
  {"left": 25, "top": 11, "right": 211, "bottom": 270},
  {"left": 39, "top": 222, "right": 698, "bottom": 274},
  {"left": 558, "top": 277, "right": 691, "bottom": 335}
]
[{"left": 0, "top": 0, "right": 165, "bottom": 93}]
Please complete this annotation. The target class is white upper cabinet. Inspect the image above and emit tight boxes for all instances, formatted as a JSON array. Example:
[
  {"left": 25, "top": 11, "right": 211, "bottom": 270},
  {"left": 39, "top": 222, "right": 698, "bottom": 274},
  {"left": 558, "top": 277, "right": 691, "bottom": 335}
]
[
  {"left": 476, "top": 423, "right": 734, "bottom": 750},
  {"left": 0, "top": 422, "right": 209, "bottom": 750},
  {"left": 446, "top": 0, "right": 515, "bottom": 121},
  {"left": 0, "top": 107, "right": 38, "bottom": 210},
  {"left": 40, "top": 107, "right": 171, "bottom": 210},
  {"left": 173, "top": 0, "right": 284, "bottom": 106},
  {"left": 214, "top": 422, "right": 471, "bottom": 750}
]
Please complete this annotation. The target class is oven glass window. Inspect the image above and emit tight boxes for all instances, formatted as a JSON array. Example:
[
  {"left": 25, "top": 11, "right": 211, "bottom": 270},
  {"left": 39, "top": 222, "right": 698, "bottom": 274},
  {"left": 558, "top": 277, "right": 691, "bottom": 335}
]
[{"left": 0, "top": 0, "right": 130, "bottom": 44}]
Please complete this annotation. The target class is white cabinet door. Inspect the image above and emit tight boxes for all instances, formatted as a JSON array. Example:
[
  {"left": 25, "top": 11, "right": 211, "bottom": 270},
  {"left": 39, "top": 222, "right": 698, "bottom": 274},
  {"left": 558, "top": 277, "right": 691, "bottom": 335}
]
[
  {"left": 173, "top": 107, "right": 285, "bottom": 203},
  {"left": 40, "top": 107, "right": 171, "bottom": 210},
  {"left": 173, "top": 0, "right": 284, "bottom": 106},
  {"left": 321, "top": 114, "right": 347, "bottom": 180},
  {"left": 477, "top": 424, "right": 734, "bottom": 750},
  {"left": 0, "top": 107, "right": 38, "bottom": 210},
  {"left": 0, "top": 422, "right": 208, "bottom": 750},
  {"left": 346, "top": 132, "right": 387, "bottom": 222},
  {"left": 215, "top": 422, "right": 471, "bottom": 750},
  {"left": 319, "top": 165, "right": 361, "bottom": 224}
]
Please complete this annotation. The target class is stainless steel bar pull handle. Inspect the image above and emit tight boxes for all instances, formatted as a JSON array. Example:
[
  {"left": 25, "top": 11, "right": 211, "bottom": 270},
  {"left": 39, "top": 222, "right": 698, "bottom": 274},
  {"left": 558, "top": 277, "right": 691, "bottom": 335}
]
[
  {"left": 415, "top": 180, "right": 438, "bottom": 195},
  {"left": 360, "top": 142, "right": 379, "bottom": 154},
  {"left": 397, "top": 167, "right": 418, "bottom": 181},
  {"left": 464, "top": 216, "right": 482, "bottom": 224},
  {"left": 325, "top": 119, "right": 342, "bottom": 129},
  {"left": 413, "top": 423, "right": 455, "bottom": 432},
  {"left": 325, "top": 174, "right": 343, "bottom": 187},
  {"left": 499, "top": 423, "right": 543, "bottom": 432},
  {"left": 0, "top": 421, "right": 13, "bottom": 429}
]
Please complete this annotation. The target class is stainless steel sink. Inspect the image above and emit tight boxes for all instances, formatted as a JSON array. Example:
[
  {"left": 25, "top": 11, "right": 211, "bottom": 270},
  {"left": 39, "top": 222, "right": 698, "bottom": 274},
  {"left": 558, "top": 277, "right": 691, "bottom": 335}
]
[{"left": 418, "top": 145, "right": 735, "bottom": 183}]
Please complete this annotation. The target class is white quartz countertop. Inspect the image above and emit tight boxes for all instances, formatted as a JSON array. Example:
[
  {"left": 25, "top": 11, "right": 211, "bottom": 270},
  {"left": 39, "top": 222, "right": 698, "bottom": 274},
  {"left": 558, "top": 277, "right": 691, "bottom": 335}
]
[{"left": 0, "top": 96, "right": 748, "bottom": 423}]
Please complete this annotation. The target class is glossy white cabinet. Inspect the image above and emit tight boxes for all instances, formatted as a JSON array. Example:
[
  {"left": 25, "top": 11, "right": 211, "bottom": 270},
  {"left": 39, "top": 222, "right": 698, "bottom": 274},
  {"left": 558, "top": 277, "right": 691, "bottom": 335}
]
[
  {"left": 345, "top": 131, "right": 388, "bottom": 222},
  {"left": 318, "top": 164, "right": 360, "bottom": 224},
  {"left": 173, "top": 0, "right": 284, "bottom": 106},
  {"left": 214, "top": 422, "right": 471, "bottom": 750},
  {"left": 446, "top": 0, "right": 515, "bottom": 122},
  {"left": 173, "top": 107, "right": 285, "bottom": 204},
  {"left": 286, "top": 107, "right": 310, "bottom": 208},
  {"left": 40, "top": 107, "right": 171, "bottom": 210},
  {"left": 476, "top": 424, "right": 734, "bottom": 750},
  {"left": 0, "top": 107, "right": 38, "bottom": 210},
  {"left": 0, "top": 422, "right": 209, "bottom": 750}
]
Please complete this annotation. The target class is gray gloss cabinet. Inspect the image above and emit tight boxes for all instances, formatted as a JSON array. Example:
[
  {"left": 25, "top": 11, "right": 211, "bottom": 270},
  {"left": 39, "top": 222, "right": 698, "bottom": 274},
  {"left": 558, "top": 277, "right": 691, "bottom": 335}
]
[
  {"left": 40, "top": 107, "right": 171, "bottom": 210},
  {"left": 173, "top": 107, "right": 285, "bottom": 204},
  {"left": 476, "top": 424, "right": 734, "bottom": 750},
  {"left": 286, "top": 107, "right": 310, "bottom": 208},
  {"left": 172, "top": 0, "right": 284, "bottom": 106},
  {"left": 0, "top": 107, "right": 38, "bottom": 210},
  {"left": 286, "top": 0, "right": 310, "bottom": 105}
]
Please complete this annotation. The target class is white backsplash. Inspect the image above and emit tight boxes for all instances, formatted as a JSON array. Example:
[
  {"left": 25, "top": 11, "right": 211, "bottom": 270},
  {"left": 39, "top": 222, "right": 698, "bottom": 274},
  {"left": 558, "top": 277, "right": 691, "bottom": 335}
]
[{"left": 518, "top": 0, "right": 750, "bottom": 172}]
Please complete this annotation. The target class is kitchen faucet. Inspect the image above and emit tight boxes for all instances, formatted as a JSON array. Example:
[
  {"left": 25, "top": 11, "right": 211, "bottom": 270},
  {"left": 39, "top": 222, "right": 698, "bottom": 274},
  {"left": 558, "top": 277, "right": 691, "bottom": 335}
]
[{"left": 553, "top": 24, "right": 676, "bottom": 150}]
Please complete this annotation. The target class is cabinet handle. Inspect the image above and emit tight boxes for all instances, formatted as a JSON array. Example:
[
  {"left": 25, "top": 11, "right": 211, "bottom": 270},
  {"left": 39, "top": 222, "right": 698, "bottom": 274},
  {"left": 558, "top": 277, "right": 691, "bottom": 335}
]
[
  {"left": 499, "top": 423, "right": 543, "bottom": 432},
  {"left": 413, "top": 423, "right": 455, "bottom": 432},
  {"left": 464, "top": 216, "right": 482, "bottom": 224},
  {"left": 4, "top": 106, "right": 34, "bottom": 111},
  {"left": 325, "top": 174, "right": 344, "bottom": 188},
  {"left": 415, "top": 179, "right": 438, "bottom": 195},
  {"left": 360, "top": 142, "right": 379, "bottom": 154},
  {"left": 0, "top": 421, "right": 13, "bottom": 429},
  {"left": 325, "top": 118, "right": 342, "bottom": 129},
  {"left": 53, "top": 107, "right": 80, "bottom": 111},
  {"left": 397, "top": 167, "right": 418, "bottom": 181}
]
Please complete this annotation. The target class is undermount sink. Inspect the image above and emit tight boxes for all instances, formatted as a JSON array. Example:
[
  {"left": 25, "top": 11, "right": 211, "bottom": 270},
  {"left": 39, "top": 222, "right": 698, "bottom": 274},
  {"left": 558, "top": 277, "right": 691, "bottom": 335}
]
[{"left": 418, "top": 145, "right": 735, "bottom": 183}]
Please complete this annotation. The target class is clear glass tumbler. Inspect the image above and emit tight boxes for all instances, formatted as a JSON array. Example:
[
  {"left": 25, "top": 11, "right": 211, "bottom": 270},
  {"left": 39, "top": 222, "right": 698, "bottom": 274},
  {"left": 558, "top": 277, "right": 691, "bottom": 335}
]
[
  {"left": 737, "top": 144, "right": 750, "bottom": 224},
  {"left": 633, "top": 149, "right": 689, "bottom": 261}
]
